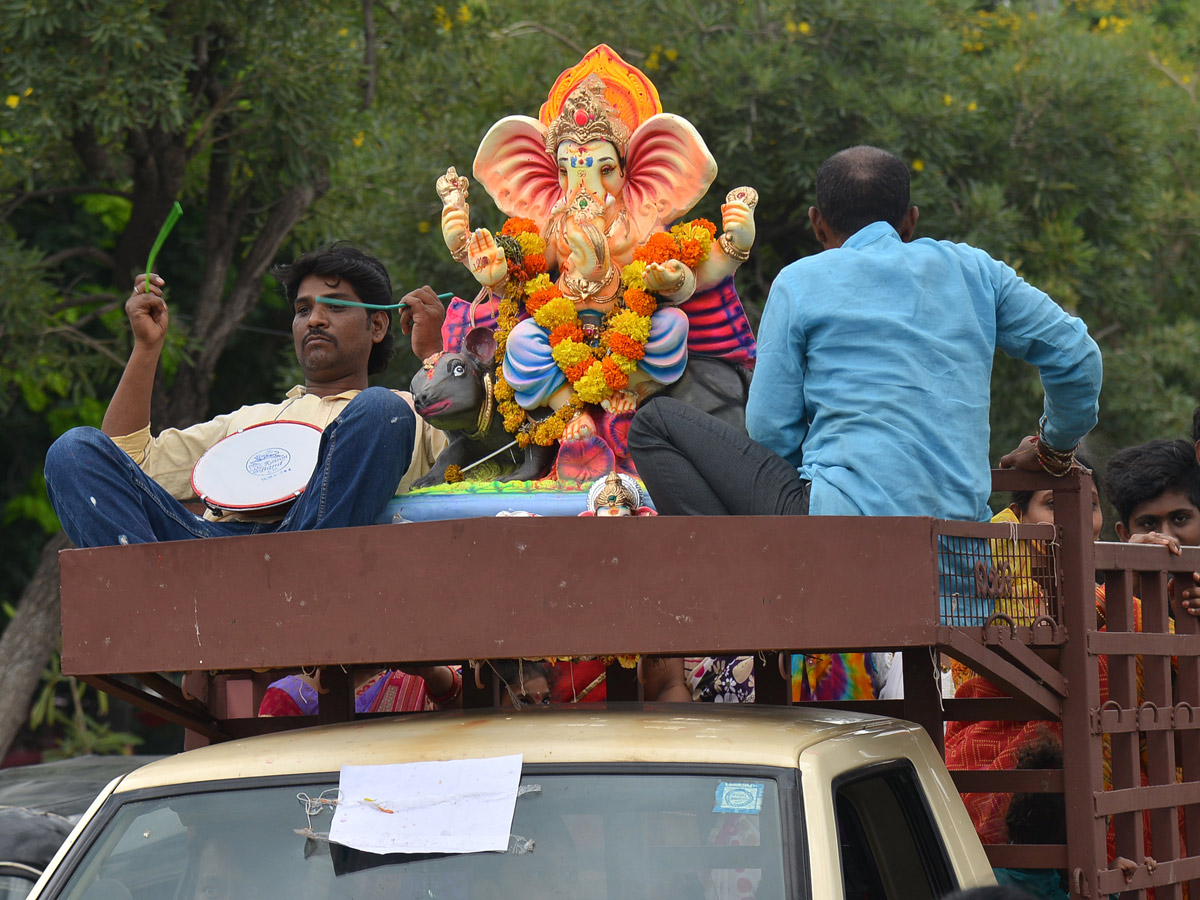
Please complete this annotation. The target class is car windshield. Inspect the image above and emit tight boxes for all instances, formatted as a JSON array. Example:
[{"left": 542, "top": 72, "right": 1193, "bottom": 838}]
[{"left": 55, "top": 772, "right": 788, "bottom": 900}]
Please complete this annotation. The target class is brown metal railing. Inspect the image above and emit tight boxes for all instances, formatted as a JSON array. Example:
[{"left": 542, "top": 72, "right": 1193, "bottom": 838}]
[{"left": 56, "top": 468, "right": 1199, "bottom": 897}]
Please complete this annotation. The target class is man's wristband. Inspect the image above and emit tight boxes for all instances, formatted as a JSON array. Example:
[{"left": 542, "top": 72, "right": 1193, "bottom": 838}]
[{"left": 1036, "top": 417, "right": 1075, "bottom": 476}]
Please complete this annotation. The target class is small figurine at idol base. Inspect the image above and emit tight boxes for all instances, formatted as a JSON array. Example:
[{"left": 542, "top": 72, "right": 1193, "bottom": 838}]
[
  {"left": 578, "top": 471, "right": 656, "bottom": 518},
  {"left": 434, "top": 43, "right": 758, "bottom": 485}
]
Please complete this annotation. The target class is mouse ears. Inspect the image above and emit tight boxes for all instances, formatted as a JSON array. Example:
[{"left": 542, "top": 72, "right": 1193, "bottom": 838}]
[{"left": 463, "top": 327, "right": 498, "bottom": 368}]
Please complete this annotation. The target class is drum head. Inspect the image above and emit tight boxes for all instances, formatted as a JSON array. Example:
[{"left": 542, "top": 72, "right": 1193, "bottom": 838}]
[{"left": 191, "top": 420, "right": 323, "bottom": 512}]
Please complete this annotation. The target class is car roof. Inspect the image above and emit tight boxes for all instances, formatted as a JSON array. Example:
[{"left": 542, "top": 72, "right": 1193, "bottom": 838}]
[
  {"left": 115, "top": 704, "right": 919, "bottom": 793},
  {"left": 0, "top": 755, "right": 164, "bottom": 818}
]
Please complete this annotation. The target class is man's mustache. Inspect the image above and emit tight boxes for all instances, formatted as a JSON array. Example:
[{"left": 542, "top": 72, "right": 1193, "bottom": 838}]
[{"left": 304, "top": 330, "right": 336, "bottom": 346}]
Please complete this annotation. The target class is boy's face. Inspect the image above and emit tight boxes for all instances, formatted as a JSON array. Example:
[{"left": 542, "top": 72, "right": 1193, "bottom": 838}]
[{"left": 1115, "top": 489, "right": 1200, "bottom": 546}]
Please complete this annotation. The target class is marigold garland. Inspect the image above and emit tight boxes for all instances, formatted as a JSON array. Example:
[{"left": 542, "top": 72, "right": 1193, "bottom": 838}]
[{"left": 489, "top": 216, "right": 715, "bottom": 430}]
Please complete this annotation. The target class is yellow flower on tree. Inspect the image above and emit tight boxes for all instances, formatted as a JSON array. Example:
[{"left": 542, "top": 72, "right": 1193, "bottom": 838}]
[
  {"left": 5, "top": 95, "right": 19, "bottom": 109},
  {"left": 912, "top": 159, "right": 925, "bottom": 172}
]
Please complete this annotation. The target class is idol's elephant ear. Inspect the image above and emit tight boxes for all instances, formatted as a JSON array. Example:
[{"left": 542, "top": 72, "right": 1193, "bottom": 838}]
[
  {"left": 623, "top": 113, "right": 718, "bottom": 238},
  {"left": 473, "top": 115, "right": 562, "bottom": 222}
]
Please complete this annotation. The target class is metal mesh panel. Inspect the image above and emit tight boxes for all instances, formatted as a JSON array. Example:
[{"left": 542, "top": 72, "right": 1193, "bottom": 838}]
[{"left": 935, "top": 521, "right": 1060, "bottom": 631}]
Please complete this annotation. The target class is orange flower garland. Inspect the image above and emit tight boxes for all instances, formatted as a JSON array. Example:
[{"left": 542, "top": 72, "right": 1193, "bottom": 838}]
[{"left": 490, "top": 216, "right": 716, "bottom": 435}]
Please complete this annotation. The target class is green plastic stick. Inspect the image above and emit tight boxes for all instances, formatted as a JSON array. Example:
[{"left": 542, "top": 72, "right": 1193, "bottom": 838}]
[
  {"left": 144, "top": 201, "right": 183, "bottom": 284},
  {"left": 316, "top": 292, "right": 455, "bottom": 311}
]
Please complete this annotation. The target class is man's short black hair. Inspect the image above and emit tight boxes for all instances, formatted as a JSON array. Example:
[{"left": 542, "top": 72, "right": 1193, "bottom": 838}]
[
  {"left": 272, "top": 243, "right": 396, "bottom": 375},
  {"left": 814, "top": 145, "right": 911, "bottom": 237},
  {"left": 1105, "top": 438, "right": 1200, "bottom": 528},
  {"left": 1191, "top": 404, "right": 1200, "bottom": 445}
]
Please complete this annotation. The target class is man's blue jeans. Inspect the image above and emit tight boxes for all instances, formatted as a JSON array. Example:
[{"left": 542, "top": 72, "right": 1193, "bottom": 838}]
[{"left": 45, "top": 387, "right": 415, "bottom": 547}]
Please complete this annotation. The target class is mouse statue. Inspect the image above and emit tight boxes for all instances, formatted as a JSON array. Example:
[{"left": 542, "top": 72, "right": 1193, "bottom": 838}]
[{"left": 410, "top": 328, "right": 556, "bottom": 487}]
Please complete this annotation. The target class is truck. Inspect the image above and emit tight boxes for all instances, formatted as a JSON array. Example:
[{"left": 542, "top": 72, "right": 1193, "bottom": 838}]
[{"left": 33, "top": 467, "right": 1200, "bottom": 898}]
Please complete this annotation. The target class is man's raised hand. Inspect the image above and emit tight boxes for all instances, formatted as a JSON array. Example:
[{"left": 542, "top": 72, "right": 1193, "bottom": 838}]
[{"left": 127, "top": 274, "right": 169, "bottom": 349}]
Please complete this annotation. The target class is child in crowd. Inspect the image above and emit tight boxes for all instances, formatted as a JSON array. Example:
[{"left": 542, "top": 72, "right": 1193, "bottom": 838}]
[
  {"left": 1107, "top": 436, "right": 1200, "bottom": 619},
  {"left": 992, "top": 733, "right": 1068, "bottom": 899},
  {"left": 1106, "top": 438, "right": 1200, "bottom": 549}
]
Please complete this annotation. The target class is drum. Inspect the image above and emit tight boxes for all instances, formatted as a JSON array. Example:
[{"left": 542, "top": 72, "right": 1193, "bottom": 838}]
[{"left": 191, "top": 420, "right": 323, "bottom": 515}]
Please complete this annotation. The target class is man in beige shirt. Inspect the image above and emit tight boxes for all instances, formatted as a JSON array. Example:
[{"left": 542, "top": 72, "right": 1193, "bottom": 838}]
[{"left": 45, "top": 244, "right": 448, "bottom": 546}]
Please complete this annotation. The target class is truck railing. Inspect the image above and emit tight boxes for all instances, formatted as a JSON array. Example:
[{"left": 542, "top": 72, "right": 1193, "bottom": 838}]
[{"left": 56, "top": 468, "right": 1199, "bottom": 898}]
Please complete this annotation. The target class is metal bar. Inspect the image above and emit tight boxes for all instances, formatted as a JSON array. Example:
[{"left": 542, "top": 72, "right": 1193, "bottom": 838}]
[
  {"left": 80, "top": 674, "right": 225, "bottom": 742},
  {"left": 752, "top": 653, "right": 790, "bottom": 705},
  {"left": 1103, "top": 566, "right": 1146, "bottom": 876},
  {"left": 1139, "top": 569, "right": 1182, "bottom": 893},
  {"left": 1093, "top": 541, "right": 1200, "bottom": 572},
  {"left": 1088, "top": 632, "right": 1200, "bottom": 656},
  {"left": 59, "top": 516, "right": 944, "bottom": 675},
  {"left": 941, "top": 696, "right": 1056, "bottom": 722},
  {"left": 1053, "top": 471, "right": 1106, "bottom": 900},
  {"left": 317, "top": 668, "right": 352, "bottom": 725},
  {"left": 937, "top": 627, "right": 1062, "bottom": 718},
  {"left": 1095, "top": 709, "right": 1200, "bottom": 733},
  {"left": 949, "top": 769, "right": 1064, "bottom": 792},
  {"left": 1094, "top": 781, "right": 1200, "bottom": 816},
  {"left": 980, "top": 627, "right": 1067, "bottom": 695},
  {"left": 900, "top": 649, "right": 944, "bottom": 754},
  {"left": 983, "top": 844, "right": 1068, "bottom": 868},
  {"left": 1096, "top": 854, "right": 1200, "bottom": 895},
  {"left": 1172, "top": 571, "right": 1200, "bottom": 899}
]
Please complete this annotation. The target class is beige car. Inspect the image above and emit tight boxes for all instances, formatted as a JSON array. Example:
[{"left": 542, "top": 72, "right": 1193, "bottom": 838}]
[{"left": 28, "top": 705, "right": 993, "bottom": 900}]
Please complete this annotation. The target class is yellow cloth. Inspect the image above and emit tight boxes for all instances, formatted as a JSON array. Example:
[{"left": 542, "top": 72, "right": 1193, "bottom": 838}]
[{"left": 112, "top": 386, "right": 447, "bottom": 523}]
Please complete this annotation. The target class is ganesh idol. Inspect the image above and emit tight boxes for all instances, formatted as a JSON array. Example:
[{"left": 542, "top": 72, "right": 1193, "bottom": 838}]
[{"left": 436, "top": 44, "right": 757, "bottom": 475}]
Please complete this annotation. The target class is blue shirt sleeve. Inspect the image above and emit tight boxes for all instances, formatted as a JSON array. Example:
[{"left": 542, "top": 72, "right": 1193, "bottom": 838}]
[
  {"left": 746, "top": 275, "right": 808, "bottom": 467},
  {"left": 989, "top": 256, "right": 1102, "bottom": 450}
]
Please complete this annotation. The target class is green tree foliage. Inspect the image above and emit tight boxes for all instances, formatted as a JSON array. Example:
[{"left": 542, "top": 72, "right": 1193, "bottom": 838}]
[
  {"left": 0, "top": 0, "right": 370, "bottom": 755},
  {"left": 310, "top": 0, "right": 1200, "bottom": 458}
]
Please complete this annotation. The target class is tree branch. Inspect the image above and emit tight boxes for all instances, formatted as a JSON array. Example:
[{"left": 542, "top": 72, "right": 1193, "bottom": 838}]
[
  {"left": 1, "top": 187, "right": 133, "bottom": 225},
  {"left": 185, "top": 80, "right": 244, "bottom": 161},
  {"left": 45, "top": 324, "right": 127, "bottom": 366},
  {"left": 51, "top": 292, "right": 124, "bottom": 314},
  {"left": 0, "top": 532, "right": 70, "bottom": 762},
  {"left": 38, "top": 245, "right": 117, "bottom": 270},
  {"left": 493, "top": 22, "right": 586, "bottom": 56}
]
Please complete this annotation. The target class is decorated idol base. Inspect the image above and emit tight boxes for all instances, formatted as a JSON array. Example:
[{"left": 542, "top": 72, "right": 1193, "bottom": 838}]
[{"left": 381, "top": 478, "right": 656, "bottom": 523}]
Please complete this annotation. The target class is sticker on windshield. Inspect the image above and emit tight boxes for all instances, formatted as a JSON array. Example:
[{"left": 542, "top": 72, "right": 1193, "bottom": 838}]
[{"left": 713, "top": 781, "right": 764, "bottom": 814}]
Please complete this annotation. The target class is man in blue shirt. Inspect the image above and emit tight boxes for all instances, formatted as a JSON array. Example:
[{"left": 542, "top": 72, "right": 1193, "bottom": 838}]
[{"left": 629, "top": 145, "right": 1102, "bottom": 521}]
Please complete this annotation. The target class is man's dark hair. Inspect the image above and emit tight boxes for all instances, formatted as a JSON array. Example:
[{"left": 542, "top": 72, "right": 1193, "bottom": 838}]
[
  {"left": 272, "top": 243, "right": 396, "bottom": 375},
  {"left": 1192, "top": 404, "right": 1200, "bottom": 445},
  {"left": 814, "top": 145, "right": 911, "bottom": 237},
  {"left": 1010, "top": 450, "right": 1100, "bottom": 514},
  {"left": 1105, "top": 438, "right": 1200, "bottom": 528}
]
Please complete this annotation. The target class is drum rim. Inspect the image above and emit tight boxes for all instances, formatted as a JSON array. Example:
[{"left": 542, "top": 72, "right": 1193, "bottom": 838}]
[{"left": 191, "top": 420, "right": 323, "bottom": 512}]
